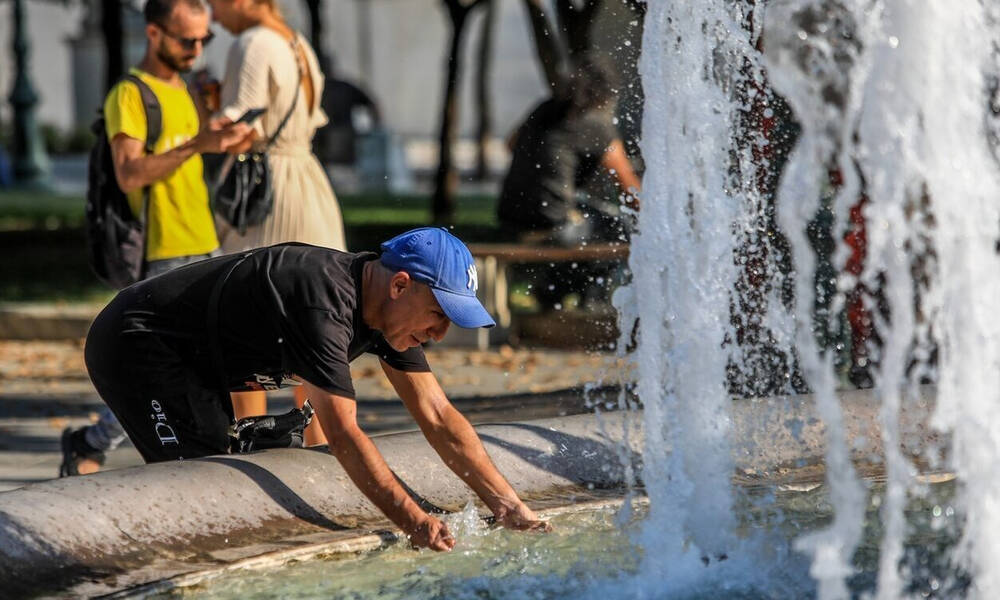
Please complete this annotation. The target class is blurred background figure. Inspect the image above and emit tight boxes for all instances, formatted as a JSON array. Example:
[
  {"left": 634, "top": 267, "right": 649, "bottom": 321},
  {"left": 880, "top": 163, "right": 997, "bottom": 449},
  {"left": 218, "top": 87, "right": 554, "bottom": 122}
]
[
  {"left": 495, "top": 55, "right": 640, "bottom": 313},
  {"left": 207, "top": 0, "right": 347, "bottom": 446},
  {"left": 314, "top": 55, "right": 379, "bottom": 166},
  {"left": 497, "top": 57, "right": 640, "bottom": 247}
]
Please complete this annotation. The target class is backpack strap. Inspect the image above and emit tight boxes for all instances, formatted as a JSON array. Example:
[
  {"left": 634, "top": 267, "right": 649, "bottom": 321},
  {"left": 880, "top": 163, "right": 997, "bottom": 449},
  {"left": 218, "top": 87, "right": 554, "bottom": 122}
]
[
  {"left": 122, "top": 73, "right": 162, "bottom": 273},
  {"left": 124, "top": 74, "right": 162, "bottom": 153}
]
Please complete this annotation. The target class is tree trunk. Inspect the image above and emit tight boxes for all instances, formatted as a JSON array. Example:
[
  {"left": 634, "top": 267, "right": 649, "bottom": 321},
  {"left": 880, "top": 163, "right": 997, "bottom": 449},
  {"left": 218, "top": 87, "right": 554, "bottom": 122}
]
[
  {"left": 474, "top": 0, "right": 495, "bottom": 181},
  {"left": 555, "top": 0, "right": 600, "bottom": 57},
  {"left": 432, "top": 1, "right": 480, "bottom": 223},
  {"left": 521, "top": 0, "right": 565, "bottom": 91},
  {"left": 102, "top": 0, "right": 124, "bottom": 92}
]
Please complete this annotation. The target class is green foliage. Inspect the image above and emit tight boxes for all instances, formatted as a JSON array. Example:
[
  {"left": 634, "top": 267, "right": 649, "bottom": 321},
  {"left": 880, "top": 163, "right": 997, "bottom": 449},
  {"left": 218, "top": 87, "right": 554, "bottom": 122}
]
[
  {"left": 63, "top": 125, "right": 98, "bottom": 154},
  {"left": 0, "top": 189, "right": 501, "bottom": 301},
  {"left": 38, "top": 123, "right": 97, "bottom": 155},
  {"left": 0, "top": 191, "right": 85, "bottom": 230},
  {"left": 0, "top": 190, "right": 499, "bottom": 231},
  {"left": 0, "top": 228, "right": 113, "bottom": 302},
  {"left": 339, "top": 192, "right": 497, "bottom": 226}
]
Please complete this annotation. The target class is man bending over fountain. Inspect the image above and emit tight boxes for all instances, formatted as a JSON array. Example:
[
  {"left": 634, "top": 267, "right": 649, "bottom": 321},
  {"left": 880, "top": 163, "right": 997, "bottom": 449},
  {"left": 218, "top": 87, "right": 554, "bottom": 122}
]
[{"left": 83, "top": 227, "right": 550, "bottom": 550}]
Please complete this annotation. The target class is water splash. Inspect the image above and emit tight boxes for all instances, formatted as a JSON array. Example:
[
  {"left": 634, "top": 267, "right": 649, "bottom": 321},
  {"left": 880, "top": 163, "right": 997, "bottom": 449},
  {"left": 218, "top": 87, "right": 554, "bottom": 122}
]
[
  {"left": 913, "top": 3, "right": 1000, "bottom": 596},
  {"left": 629, "top": 0, "right": 1000, "bottom": 596},
  {"left": 762, "top": 2, "right": 870, "bottom": 596},
  {"left": 627, "top": 0, "right": 759, "bottom": 586}
]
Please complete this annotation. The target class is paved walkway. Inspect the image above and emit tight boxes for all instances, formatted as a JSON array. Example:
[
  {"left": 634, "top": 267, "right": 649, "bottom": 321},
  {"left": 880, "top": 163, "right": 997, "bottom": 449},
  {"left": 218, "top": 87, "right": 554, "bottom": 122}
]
[{"left": 0, "top": 339, "right": 632, "bottom": 492}]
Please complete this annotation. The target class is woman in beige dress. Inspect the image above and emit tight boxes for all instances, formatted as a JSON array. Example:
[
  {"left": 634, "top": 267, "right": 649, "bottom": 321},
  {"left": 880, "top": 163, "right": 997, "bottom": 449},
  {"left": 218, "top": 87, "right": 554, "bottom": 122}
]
[{"left": 208, "top": 0, "right": 345, "bottom": 445}]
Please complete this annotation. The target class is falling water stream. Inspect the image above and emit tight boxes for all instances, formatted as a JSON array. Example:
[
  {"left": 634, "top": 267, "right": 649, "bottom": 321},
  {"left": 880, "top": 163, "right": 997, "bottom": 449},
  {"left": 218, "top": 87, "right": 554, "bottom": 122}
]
[
  {"left": 628, "top": 0, "right": 1000, "bottom": 598},
  {"left": 151, "top": 1, "right": 1000, "bottom": 598}
]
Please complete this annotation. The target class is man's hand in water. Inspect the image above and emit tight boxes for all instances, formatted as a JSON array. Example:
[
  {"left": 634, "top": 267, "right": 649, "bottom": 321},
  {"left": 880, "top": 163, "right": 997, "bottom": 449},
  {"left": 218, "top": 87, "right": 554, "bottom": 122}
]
[
  {"left": 494, "top": 500, "right": 553, "bottom": 532},
  {"left": 407, "top": 514, "right": 456, "bottom": 551}
]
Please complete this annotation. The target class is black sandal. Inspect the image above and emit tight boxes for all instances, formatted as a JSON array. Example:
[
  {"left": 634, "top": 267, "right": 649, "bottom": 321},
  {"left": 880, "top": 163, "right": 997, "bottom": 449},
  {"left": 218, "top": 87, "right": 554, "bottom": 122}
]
[
  {"left": 228, "top": 401, "right": 315, "bottom": 453},
  {"left": 59, "top": 427, "right": 107, "bottom": 477}
]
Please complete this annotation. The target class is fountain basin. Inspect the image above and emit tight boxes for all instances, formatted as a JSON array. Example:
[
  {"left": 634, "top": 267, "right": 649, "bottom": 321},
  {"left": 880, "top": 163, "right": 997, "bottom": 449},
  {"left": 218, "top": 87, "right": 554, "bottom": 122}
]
[{"left": 0, "top": 386, "right": 940, "bottom": 597}]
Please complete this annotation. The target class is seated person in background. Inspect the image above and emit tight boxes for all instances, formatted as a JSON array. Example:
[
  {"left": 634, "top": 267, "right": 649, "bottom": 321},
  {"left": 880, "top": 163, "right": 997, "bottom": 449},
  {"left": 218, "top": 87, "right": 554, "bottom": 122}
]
[
  {"left": 315, "top": 56, "right": 380, "bottom": 165},
  {"left": 497, "top": 57, "right": 641, "bottom": 247}
]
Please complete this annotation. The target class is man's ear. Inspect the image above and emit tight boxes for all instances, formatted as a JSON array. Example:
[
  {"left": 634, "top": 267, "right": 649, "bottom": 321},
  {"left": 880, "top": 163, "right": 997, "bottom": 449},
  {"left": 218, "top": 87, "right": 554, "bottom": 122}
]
[
  {"left": 388, "top": 271, "right": 412, "bottom": 299},
  {"left": 146, "top": 23, "right": 160, "bottom": 43}
]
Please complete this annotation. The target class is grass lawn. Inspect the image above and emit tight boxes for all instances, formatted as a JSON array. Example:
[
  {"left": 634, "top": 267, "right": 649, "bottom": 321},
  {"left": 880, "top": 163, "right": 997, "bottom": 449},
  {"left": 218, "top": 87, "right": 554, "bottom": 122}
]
[
  {"left": 340, "top": 192, "right": 497, "bottom": 226},
  {"left": 0, "top": 190, "right": 498, "bottom": 231},
  {"left": 0, "top": 191, "right": 87, "bottom": 231},
  {"left": 0, "top": 189, "right": 499, "bottom": 302}
]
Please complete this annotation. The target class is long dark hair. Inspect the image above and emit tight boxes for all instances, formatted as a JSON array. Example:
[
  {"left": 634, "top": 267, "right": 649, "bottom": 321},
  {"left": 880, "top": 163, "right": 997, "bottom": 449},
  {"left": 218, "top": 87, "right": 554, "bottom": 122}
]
[{"left": 564, "top": 55, "right": 619, "bottom": 115}]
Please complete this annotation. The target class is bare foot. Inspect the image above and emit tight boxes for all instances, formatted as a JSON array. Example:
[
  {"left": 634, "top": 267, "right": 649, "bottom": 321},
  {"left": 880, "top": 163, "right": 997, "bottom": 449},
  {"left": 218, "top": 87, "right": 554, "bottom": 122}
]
[{"left": 75, "top": 458, "right": 101, "bottom": 475}]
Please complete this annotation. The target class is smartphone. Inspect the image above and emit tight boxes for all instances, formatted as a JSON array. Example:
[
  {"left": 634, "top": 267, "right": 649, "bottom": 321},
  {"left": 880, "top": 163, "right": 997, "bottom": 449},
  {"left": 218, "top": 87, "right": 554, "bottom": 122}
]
[{"left": 236, "top": 107, "right": 266, "bottom": 124}]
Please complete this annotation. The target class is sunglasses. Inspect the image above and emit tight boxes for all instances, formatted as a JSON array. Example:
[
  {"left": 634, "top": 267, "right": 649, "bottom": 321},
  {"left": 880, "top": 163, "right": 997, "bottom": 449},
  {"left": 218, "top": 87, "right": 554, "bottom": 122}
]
[{"left": 156, "top": 24, "right": 215, "bottom": 50}]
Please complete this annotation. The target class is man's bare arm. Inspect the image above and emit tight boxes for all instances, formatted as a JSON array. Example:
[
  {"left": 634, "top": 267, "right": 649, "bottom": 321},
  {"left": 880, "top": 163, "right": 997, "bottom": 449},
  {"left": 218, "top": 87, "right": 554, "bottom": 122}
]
[
  {"left": 601, "top": 139, "right": 641, "bottom": 212},
  {"left": 109, "top": 123, "right": 251, "bottom": 194},
  {"left": 300, "top": 379, "right": 455, "bottom": 551},
  {"left": 381, "top": 362, "right": 551, "bottom": 531}
]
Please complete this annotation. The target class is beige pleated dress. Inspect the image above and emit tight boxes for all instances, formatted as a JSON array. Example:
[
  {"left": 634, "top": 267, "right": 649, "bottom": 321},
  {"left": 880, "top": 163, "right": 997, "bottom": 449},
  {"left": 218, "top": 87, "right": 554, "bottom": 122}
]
[{"left": 216, "top": 26, "right": 346, "bottom": 253}]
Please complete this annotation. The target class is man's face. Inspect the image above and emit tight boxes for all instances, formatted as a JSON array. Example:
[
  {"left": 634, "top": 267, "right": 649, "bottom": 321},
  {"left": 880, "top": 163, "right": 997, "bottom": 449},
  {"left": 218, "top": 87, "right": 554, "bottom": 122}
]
[
  {"left": 150, "top": 4, "right": 211, "bottom": 73},
  {"left": 380, "top": 274, "right": 451, "bottom": 352}
]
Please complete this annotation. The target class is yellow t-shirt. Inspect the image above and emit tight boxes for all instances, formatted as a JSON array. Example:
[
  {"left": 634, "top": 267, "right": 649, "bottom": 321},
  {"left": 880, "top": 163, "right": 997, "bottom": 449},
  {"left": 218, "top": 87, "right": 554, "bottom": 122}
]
[{"left": 103, "top": 68, "right": 219, "bottom": 261}]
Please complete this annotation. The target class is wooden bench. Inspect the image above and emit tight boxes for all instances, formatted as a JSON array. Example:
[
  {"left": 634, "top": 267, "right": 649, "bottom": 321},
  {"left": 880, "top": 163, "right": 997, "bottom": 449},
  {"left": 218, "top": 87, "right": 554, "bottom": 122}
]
[{"left": 467, "top": 242, "right": 630, "bottom": 348}]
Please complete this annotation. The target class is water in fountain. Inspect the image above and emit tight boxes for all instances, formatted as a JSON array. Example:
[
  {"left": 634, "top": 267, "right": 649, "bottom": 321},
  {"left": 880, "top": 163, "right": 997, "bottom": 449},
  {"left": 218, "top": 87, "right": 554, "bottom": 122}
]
[
  {"left": 625, "top": 0, "right": 1000, "bottom": 597},
  {"left": 144, "top": 2, "right": 998, "bottom": 597},
  {"left": 616, "top": 0, "right": 796, "bottom": 595}
]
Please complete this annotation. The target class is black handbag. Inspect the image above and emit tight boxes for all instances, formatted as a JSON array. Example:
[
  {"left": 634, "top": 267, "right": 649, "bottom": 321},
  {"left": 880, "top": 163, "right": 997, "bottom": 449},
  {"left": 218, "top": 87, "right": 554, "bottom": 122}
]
[{"left": 212, "top": 59, "right": 301, "bottom": 235}]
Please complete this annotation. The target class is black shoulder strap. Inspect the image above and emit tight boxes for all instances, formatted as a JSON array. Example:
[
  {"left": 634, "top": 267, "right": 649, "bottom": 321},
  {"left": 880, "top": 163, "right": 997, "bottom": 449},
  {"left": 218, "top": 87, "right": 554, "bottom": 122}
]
[
  {"left": 122, "top": 73, "right": 161, "bottom": 269},
  {"left": 123, "top": 74, "right": 162, "bottom": 154}
]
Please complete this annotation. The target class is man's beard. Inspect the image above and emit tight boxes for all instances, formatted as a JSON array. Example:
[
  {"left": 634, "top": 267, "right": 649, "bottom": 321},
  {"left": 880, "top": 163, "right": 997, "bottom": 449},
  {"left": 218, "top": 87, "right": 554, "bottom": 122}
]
[{"left": 156, "top": 43, "right": 195, "bottom": 73}]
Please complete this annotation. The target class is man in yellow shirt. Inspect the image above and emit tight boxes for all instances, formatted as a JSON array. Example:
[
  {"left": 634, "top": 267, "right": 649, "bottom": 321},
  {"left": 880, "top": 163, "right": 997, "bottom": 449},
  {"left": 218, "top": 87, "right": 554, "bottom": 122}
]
[
  {"left": 105, "top": 0, "right": 250, "bottom": 276},
  {"left": 61, "top": 0, "right": 251, "bottom": 476}
]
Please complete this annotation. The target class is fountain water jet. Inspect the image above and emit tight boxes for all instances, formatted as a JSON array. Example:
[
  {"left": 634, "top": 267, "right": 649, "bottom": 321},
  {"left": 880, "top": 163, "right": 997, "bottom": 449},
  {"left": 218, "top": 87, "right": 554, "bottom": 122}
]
[
  {"left": 624, "top": 0, "right": 763, "bottom": 592},
  {"left": 628, "top": 0, "right": 1000, "bottom": 597}
]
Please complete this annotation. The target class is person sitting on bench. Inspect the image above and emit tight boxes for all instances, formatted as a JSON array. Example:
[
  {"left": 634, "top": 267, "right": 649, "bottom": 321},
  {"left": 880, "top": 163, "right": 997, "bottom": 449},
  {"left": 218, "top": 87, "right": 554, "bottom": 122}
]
[{"left": 497, "top": 57, "right": 641, "bottom": 246}]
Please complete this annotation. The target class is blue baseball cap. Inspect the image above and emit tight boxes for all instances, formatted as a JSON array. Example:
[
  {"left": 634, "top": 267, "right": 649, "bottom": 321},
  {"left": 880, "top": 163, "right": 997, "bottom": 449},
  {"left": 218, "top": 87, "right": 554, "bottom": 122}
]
[{"left": 380, "top": 228, "right": 496, "bottom": 329}]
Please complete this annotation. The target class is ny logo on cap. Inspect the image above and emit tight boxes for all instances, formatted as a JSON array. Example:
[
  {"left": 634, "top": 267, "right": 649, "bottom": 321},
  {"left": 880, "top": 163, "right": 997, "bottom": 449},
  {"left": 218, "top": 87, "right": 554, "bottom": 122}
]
[{"left": 466, "top": 264, "right": 478, "bottom": 293}]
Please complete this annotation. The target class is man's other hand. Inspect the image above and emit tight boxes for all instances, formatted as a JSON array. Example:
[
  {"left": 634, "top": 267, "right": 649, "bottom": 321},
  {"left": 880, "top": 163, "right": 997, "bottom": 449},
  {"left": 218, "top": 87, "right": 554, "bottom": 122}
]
[
  {"left": 194, "top": 121, "right": 253, "bottom": 154},
  {"left": 407, "top": 514, "right": 456, "bottom": 552},
  {"left": 495, "top": 501, "right": 553, "bottom": 533},
  {"left": 207, "top": 115, "right": 232, "bottom": 130}
]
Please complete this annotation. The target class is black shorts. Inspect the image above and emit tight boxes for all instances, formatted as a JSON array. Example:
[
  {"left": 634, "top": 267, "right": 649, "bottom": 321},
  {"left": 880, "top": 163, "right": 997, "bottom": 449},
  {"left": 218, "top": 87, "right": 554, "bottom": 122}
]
[{"left": 84, "top": 296, "right": 234, "bottom": 463}]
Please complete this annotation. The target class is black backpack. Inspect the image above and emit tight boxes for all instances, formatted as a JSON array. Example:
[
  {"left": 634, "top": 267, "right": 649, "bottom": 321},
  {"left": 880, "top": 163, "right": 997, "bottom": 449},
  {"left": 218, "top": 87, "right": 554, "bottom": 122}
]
[{"left": 85, "top": 74, "right": 161, "bottom": 289}]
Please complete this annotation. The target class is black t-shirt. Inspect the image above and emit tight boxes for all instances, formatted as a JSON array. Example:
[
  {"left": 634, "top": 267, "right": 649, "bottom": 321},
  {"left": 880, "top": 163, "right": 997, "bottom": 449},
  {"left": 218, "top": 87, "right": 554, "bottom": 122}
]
[
  {"left": 119, "top": 244, "right": 429, "bottom": 398},
  {"left": 497, "top": 98, "right": 619, "bottom": 229}
]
